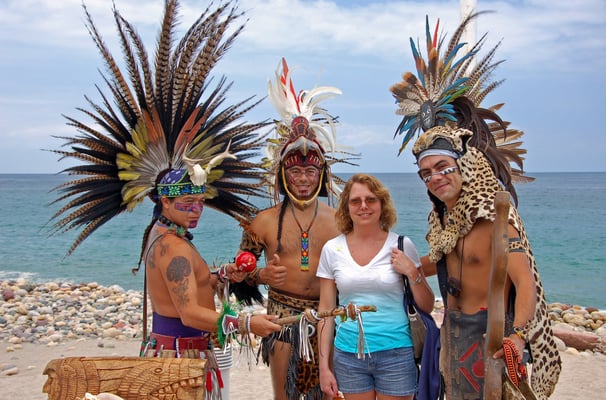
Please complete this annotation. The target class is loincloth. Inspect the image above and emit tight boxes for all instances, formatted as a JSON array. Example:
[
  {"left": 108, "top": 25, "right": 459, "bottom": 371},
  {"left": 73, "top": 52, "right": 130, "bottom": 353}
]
[
  {"left": 263, "top": 288, "right": 322, "bottom": 399},
  {"left": 440, "top": 309, "right": 488, "bottom": 400}
]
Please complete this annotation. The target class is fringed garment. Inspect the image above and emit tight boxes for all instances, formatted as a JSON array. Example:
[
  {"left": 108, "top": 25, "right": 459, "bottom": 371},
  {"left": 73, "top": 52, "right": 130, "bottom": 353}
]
[{"left": 262, "top": 288, "right": 323, "bottom": 400}]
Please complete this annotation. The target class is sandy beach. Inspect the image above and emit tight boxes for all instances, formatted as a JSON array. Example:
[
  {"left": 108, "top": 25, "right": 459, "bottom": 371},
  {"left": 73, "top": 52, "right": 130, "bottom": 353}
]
[
  {"left": 0, "top": 337, "right": 604, "bottom": 399},
  {"left": 1, "top": 280, "right": 605, "bottom": 399}
]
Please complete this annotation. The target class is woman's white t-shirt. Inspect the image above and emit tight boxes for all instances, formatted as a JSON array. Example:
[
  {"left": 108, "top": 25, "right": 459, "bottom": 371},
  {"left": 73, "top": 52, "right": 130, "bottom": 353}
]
[{"left": 317, "top": 231, "right": 421, "bottom": 353}]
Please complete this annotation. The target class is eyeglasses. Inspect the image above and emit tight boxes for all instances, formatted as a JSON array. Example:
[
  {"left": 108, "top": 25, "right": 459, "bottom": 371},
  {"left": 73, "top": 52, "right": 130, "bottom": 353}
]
[
  {"left": 348, "top": 196, "right": 379, "bottom": 207},
  {"left": 286, "top": 167, "right": 320, "bottom": 178},
  {"left": 418, "top": 166, "right": 458, "bottom": 183}
]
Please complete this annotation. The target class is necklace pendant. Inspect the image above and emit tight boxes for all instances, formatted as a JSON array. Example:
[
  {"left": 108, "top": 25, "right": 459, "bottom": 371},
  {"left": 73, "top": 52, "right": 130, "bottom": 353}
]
[
  {"left": 301, "top": 231, "right": 309, "bottom": 271},
  {"left": 290, "top": 200, "right": 318, "bottom": 272}
]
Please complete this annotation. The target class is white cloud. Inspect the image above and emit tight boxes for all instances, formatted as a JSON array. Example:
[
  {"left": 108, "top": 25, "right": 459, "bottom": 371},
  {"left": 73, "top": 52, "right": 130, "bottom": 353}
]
[{"left": 0, "top": 0, "right": 604, "bottom": 173}]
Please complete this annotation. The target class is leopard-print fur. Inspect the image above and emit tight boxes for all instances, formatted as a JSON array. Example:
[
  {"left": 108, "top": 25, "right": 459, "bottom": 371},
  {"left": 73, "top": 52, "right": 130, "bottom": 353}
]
[{"left": 424, "top": 146, "right": 561, "bottom": 399}]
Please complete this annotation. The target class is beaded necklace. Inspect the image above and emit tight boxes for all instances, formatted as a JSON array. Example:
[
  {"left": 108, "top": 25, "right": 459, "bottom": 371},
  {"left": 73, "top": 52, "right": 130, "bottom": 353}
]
[
  {"left": 290, "top": 200, "right": 318, "bottom": 271},
  {"left": 157, "top": 215, "right": 194, "bottom": 241}
]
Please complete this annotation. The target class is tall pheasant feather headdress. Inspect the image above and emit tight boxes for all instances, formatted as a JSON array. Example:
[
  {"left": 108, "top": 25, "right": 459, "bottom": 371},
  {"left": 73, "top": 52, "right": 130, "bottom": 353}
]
[
  {"left": 47, "top": 0, "right": 269, "bottom": 257},
  {"left": 263, "top": 58, "right": 357, "bottom": 207},
  {"left": 390, "top": 12, "right": 533, "bottom": 205}
]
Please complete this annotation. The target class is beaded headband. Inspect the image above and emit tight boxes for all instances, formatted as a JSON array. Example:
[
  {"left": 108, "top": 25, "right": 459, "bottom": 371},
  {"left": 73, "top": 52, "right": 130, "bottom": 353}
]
[{"left": 157, "top": 169, "right": 206, "bottom": 198}]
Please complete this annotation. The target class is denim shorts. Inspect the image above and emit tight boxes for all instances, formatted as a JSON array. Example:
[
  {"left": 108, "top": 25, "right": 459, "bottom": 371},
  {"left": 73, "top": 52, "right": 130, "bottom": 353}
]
[{"left": 333, "top": 346, "right": 418, "bottom": 396}]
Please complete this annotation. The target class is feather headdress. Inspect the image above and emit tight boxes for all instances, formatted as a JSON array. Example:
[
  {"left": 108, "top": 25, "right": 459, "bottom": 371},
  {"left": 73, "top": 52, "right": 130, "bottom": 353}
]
[
  {"left": 263, "top": 58, "right": 357, "bottom": 206},
  {"left": 47, "top": 0, "right": 269, "bottom": 256},
  {"left": 390, "top": 12, "right": 533, "bottom": 205}
]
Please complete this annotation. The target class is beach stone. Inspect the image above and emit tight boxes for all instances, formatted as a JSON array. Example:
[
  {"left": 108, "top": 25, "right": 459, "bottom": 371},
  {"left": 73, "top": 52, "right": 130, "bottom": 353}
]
[
  {"left": 103, "top": 327, "right": 122, "bottom": 338},
  {"left": 0, "top": 365, "right": 19, "bottom": 376},
  {"left": 4, "top": 279, "right": 601, "bottom": 357},
  {"left": 2, "top": 288, "right": 14, "bottom": 301},
  {"left": 591, "top": 311, "right": 606, "bottom": 322},
  {"left": 562, "top": 313, "right": 587, "bottom": 327},
  {"left": 7, "top": 337, "right": 22, "bottom": 344},
  {"left": 553, "top": 335, "right": 566, "bottom": 352},
  {"left": 564, "top": 347, "right": 579, "bottom": 355},
  {"left": 38, "top": 306, "right": 53, "bottom": 315}
]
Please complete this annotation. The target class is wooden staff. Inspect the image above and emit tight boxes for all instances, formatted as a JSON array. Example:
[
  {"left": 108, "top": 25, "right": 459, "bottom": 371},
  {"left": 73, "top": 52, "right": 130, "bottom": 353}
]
[
  {"left": 484, "top": 191, "right": 510, "bottom": 399},
  {"left": 275, "top": 303, "right": 377, "bottom": 326}
]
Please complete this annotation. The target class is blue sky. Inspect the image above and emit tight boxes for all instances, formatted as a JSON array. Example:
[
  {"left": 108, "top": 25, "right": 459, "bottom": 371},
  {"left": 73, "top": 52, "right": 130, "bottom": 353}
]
[{"left": 1, "top": 0, "right": 604, "bottom": 174}]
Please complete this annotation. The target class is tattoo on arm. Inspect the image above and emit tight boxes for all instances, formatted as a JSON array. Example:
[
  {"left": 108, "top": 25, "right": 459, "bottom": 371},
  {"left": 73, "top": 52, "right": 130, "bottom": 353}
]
[
  {"left": 166, "top": 256, "right": 192, "bottom": 307},
  {"left": 148, "top": 239, "right": 169, "bottom": 270},
  {"left": 148, "top": 255, "right": 157, "bottom": 270}
]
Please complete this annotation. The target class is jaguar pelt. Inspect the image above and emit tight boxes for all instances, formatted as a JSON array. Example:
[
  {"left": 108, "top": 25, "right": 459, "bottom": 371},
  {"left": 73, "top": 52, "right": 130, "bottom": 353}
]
[{"left": 425, "top": 146, "right": 561, "bottom": 399}]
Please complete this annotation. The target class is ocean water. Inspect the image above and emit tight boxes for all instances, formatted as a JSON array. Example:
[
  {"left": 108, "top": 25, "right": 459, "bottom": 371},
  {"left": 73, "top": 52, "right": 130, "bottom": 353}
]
[{"left": 0, "top": 173, "right": 604, "bottom": 309}]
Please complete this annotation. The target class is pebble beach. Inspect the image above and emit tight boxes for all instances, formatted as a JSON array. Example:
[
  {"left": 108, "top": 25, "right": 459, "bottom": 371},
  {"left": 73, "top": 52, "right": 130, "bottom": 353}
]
[{"left": 1, "top": 279, "right": 606, "bottom": 399}]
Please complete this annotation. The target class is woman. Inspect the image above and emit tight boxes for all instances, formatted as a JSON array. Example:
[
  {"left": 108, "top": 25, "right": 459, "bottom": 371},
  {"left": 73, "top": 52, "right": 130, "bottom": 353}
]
[{"left": 317, "top": 173, "right": 435, "bottom": 400}]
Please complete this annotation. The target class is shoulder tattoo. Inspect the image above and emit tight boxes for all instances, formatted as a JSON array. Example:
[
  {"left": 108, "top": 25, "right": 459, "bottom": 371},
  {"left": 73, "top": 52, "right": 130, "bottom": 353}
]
[
  {"left": 166, "top": 256, "right": 191, "bottom": 307},
  {"left": 147, "top": 238, "right": 169, "bottom": 269}
]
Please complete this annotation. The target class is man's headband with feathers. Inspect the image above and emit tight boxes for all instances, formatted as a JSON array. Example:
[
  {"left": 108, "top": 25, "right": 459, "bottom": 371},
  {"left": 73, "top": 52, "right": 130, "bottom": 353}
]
[
  {"left": 390, "top": 12, "right": 533, "bottom": 205},
  {"left": 263, "top": 58, "right": 358, "bottom": 205},
  {"left": 46, "top": 0, "right": 269, "bottom": 256}
]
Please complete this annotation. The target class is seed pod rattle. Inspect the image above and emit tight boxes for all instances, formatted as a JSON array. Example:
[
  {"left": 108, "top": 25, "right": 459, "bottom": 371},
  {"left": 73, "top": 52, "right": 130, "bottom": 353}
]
[{"left": 236, "top": 251, "right": 257, "bottom": 272}]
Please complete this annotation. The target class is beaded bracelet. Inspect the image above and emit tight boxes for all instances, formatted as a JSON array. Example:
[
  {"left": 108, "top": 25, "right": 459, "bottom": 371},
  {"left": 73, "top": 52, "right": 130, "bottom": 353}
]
[
  {"left": 246, "top": 314, "right": 252, "bottom": 337},
  {"left": 217, "top": 264, "right": 228, "bottom": 283},
  {"left": 410, "top": 272, "right": 423, "bottom": 285},
  {"left": 211, "top": 264, "right": 229, "bottom": 284},
  {"left": 237, "top": 313, "right": 247, "bottom": 335}
]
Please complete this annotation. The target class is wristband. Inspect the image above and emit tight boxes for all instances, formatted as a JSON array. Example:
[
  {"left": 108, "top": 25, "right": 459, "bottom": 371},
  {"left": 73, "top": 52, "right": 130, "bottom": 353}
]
[
  {"left": 217, "top": 303, "right": 238, "bottom": 346},
  {"left": 512, "top": 326, "right": 526, "bottom": 342},
  {"left": 223, "top": 314, "right": 238, "bottom": 334},
  {"left": 218, "top": 264, "right": 228, "bottom": 283}
]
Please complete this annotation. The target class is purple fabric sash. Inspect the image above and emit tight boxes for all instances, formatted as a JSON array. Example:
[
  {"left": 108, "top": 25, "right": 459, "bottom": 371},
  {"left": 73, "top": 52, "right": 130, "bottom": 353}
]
[{"left": 152, "top": 312, "right": 208, "bottom": 337}]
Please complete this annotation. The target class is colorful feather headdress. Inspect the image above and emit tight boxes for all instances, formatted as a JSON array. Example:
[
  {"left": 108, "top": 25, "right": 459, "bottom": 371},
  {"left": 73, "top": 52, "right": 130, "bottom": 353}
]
[
  {"left": 390, "top": 12, "right": 533, "bottom": 205},
  {"left": 47, "top": 0, "right": 270, "bottom": 256},
  {"left": 263, "top": 58, "right": 357, "bottom": 206}
]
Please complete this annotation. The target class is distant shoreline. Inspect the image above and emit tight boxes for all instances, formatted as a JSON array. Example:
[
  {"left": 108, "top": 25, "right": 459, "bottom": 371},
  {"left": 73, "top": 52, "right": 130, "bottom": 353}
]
[{"left": 2, "top": 171, "right": 606, "bottom": 175}]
